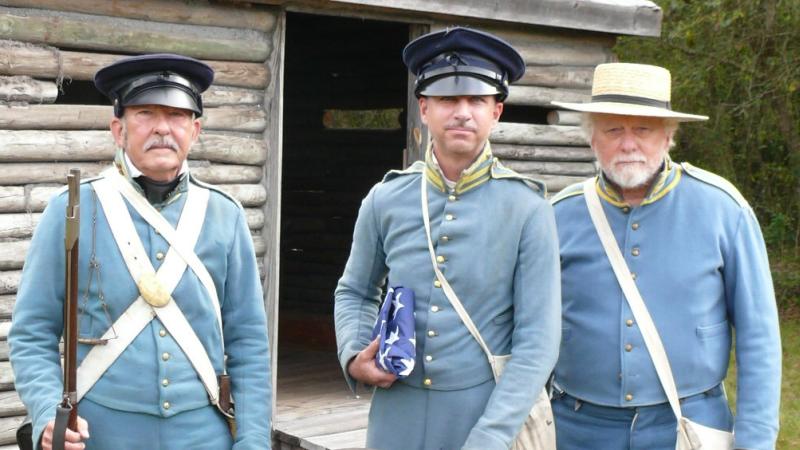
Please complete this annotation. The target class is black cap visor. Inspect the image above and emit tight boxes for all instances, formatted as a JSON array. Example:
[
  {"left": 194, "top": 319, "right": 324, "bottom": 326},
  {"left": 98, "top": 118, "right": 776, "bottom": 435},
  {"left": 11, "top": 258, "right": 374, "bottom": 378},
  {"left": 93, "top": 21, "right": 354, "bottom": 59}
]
[
  {"left": 415, "top": 65, "right": 507, "bottom": 99},
  {"left": 124, "top": 87, "right": 201, "bottom": 117},
  {"left": 115, "top": 72, "right": 203, "bottom": 117}
]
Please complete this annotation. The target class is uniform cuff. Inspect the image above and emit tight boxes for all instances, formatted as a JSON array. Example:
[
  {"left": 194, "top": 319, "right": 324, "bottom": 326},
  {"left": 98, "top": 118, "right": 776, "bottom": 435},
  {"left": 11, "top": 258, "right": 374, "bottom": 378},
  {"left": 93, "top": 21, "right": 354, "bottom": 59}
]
[{"left": 734, "top": 419, "right": 779, "bottom": 450}]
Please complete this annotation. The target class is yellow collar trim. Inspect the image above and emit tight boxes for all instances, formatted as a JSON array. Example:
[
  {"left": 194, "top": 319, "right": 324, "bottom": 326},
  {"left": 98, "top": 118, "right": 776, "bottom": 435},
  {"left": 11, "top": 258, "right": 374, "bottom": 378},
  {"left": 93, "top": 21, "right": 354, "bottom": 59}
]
[
  {"left": 597, "top": 158, "right": 680, "bottom": 208},
  {"left": 425, "top": 142, "right": 494, "bottom": 194}
]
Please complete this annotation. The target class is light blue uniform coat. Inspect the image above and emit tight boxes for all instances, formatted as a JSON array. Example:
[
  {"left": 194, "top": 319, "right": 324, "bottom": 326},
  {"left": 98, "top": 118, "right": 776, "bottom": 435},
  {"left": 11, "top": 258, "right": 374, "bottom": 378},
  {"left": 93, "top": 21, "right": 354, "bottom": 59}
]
[
  {"left": 335, "top": 146, "right": 561, "bottom": 450},
  {"left": 9, "top": 164, "right": 272, "bottom": 449},
  {"left": 552, "top": 160, "right": 781, "bottom": 450}
]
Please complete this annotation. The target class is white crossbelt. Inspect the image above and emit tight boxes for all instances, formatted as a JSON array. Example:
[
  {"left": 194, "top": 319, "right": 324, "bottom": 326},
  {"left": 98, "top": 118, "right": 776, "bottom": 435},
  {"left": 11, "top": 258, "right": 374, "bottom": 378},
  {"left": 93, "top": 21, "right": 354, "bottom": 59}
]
[{"left": 76, "top": 168, "right": 223, "bottom": 406}]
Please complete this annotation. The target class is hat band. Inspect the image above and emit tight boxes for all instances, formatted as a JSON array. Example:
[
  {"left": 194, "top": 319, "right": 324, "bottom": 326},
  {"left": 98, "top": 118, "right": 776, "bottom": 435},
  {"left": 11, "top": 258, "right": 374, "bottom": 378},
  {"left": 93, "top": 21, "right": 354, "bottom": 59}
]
[
  {"left": 591, "top": 94, "right": 671, "bottom": 110},
  {"left": 417, "top": 64, "right": 504, "bottom": 85}
]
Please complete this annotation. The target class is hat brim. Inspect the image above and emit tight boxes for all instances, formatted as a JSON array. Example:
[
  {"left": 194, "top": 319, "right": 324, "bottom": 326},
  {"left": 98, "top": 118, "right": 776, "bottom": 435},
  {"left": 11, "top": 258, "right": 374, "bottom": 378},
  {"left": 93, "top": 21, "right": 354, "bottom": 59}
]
[
  {"left": 126, "top": 87, "right": 202, "bottom": 116},
  {"left": 420, "top": 75, "right": 502, "bottom": 97},
  {"left": 551, "top": 101, "right": 708, "bottom": 122}
]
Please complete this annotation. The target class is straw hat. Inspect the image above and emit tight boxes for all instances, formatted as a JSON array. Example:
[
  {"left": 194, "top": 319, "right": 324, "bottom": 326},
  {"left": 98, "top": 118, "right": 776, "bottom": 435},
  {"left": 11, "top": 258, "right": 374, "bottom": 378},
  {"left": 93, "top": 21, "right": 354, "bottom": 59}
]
[{"left": 551, "top": 63, "right": 708, "bottom": 122}]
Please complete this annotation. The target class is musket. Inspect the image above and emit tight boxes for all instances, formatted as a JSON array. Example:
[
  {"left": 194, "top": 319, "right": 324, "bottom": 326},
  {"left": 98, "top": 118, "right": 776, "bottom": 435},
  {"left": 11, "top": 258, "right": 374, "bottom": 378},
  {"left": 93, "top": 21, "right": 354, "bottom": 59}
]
[{"left": 53, "top": 169, "right": 80, "bottom": 450}]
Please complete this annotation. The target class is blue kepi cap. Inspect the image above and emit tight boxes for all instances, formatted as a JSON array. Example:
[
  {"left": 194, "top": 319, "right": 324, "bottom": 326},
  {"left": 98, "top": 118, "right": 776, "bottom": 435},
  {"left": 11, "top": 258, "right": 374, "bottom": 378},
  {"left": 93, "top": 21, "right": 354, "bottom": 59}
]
[
  {"left": 94, "top": 53, "right": 214, "bottom": 117},
  {"left": 403, "top": 27, "right": 525, "bottom": 101}
]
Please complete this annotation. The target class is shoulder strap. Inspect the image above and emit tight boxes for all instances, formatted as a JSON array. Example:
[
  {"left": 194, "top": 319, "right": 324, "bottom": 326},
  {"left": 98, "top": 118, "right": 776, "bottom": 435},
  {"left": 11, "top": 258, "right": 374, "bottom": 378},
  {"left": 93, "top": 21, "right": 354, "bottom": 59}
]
[
  {"left": 582, "top": 178, "right": 684, "bottom": 420},
  {"left": 420, "top": 175, "right": 501, "bottom": 379}
]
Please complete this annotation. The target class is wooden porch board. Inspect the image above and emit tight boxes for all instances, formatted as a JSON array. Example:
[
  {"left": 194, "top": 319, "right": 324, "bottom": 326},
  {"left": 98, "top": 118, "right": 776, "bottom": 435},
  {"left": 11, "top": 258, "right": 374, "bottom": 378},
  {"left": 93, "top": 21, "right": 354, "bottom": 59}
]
[{"left": 275, "top": 350, "right": 372, "bottom": 449}]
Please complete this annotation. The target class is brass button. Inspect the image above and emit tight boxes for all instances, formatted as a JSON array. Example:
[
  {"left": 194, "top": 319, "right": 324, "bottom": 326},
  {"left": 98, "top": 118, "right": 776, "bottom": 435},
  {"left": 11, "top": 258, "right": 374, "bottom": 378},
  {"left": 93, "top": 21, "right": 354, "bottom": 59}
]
[
  {"left": 632, "top": 222, "right": 640, "bottom": 230},
  {"left": 448, "top": 194, "right": 457, "bottom": 201},
  {"left": 631, "top": 272, "right": 637, "bottom": 280},
  {"left": 631, "top": 247, "right": 640, "bottom": 257},
  {"left": 626, "top": 319, "right": 634, "bottom": 327},
  {"left": 159, "top": 329, "right": 167, "bottom": 337},
  {"left": 625, "top": 393, "right": 633, "bottom": 402},
  {"left": 423, "top": 378, "right": 432, "bottom": 386},
  {"left": 430, "top": 305, "right": 440, "bottom": 313},
  {"left": 440, "top": 236, "right": 450, "bottom": 242},
  {"left": 625, "top": 344, "right": 633, "bottom": 352},
  {"left": 434, "top": 280, "right": 442, "bottom": 288},
  {"left": 427, "top": 330, "right": 437, "bottom": 337},
  {"left": 425, "top": 355, "right": 433, "bottom": 362},
  {"left": 163, "top": 401, "right": 171, "bottom": 410},
  {"left": 162, "top": 378, "right": 169, "bottom": 387},
  {"left": 436, "top": 255, "right": 446, "bottom": 264},
  {"left": 156, "top": 251, "right": 165, "bottom": 261},
  {"left": 445, "top": 214, "right": 454, "bottom": 221},
  {"left": 622, "top": 207, "right": 631, "bottom": 214},
  {"left": 162, "top": 352, "right": 170, "bottom": 361}
]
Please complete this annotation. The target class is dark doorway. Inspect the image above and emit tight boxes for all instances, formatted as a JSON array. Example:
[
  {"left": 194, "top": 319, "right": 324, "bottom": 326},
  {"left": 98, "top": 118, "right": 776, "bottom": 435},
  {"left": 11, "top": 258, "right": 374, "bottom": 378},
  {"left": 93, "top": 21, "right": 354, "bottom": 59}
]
[{"left": 279, "top": 13, "right": 408, "bottom": 353}]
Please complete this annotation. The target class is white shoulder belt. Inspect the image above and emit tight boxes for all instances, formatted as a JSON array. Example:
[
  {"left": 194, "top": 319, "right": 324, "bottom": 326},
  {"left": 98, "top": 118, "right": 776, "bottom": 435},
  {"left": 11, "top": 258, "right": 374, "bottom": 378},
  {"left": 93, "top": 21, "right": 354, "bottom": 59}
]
[{"left": 77, "top": 168, "right": 224, "bottom": 406}]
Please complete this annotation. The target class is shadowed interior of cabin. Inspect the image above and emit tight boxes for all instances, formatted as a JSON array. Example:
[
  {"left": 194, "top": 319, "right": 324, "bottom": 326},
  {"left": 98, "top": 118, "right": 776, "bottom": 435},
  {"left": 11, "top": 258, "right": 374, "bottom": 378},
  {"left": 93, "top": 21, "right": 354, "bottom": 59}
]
[{"left": 276, "top": 12, "right": 408, "bottom": 448}]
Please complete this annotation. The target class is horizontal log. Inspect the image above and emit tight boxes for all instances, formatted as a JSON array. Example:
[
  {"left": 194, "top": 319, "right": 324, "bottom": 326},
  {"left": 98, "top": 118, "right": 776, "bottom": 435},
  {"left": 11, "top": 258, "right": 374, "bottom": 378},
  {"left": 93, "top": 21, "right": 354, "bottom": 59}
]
[
  {"left": 189, "top": 163, "right": 263, "bottom": 185},
  {"left": 253, "top": 235, "right": 266, "bottom": 256},
  {"left": 0, "top": 104, "right": 266, "bottom": 132},
  {"left": 0, "top": 75, "right": 56, "bottom": 103},
  {"left": 492, "top": 144, "right": 595, "bottom": 162},
  {"left": 500, "top": 160, "right": 596, "bottom": 177},
  {"left": 202, "top": 106, "right": 266, "bottom": 133},
  {"left": 0, "top": 187, "right": 24, "bottom": 212},
  {"left": 506, "top": 86, "right": 589, "bottom": 107},
  {"left": 0, "top": 0, "right": 277, "bottom": 32},
  {"left": 0, "top": 295, "right": 11, "bottom": 320},
  {"left": 0, "top": 361, "right": 12, "bottom": 390},
  {"left": 217, "top": 184, "right": 267, "bottom": 207},
  {"left": 0, "top": 414, "right": 24, "bottom": 445},
  {"left": 491, "top": 123, "right": 587, "bottom": 146},
  {"left": 0, "top": 162, "right": 106, "bottom": 185},
  {"left": 518, "top": 173, "right": 587, "bottom": 193},
  {"left": 244, "top": 208, "right": 265, "bottom": 231},
  {"left": 0, "top": 321, "right": 7, "bottom": 339},
  {"left": 0, "top": 7, "right": 271, "bottom": 62},
  {"left": 0, "top": 271, "right": 18, "bottom": 295},
  {"left": 547, "top": 110, "right": 583, "bottom": 126},
  {"left": 0, "top": 130, "right": 268, "bottom": 165},
  {"left": 0, "top": 391, "right": 24, "bottom": 417},
  {"left": 517, "top": 43, "right": 614, "bottom": 67},
  {"left": 203, "top": 86, "right": 265, "bottom": 107},
  {"left": 0, "top": 340, "right": 7, "bottom": 361},
  {"left": 0, "top": 240, "right": 27, "bottom": 270},
  {"left": 0, "top": 42, "right": 270, "bottom": 88},
  {"left": 519, "top": 65, "right": 595, "bottom": 89}
]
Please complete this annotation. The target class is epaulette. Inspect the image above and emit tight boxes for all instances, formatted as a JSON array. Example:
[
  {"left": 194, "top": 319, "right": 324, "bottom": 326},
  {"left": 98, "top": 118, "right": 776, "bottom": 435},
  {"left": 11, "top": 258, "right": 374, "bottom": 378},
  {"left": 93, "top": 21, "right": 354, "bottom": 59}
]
[
  {"left": 189, "top": 174, "right": 244, "bottom": 209},
  {"left": 680, "top": 162, "right": 750, "bottom": 208},
  {"left": 549, "top": 179, "right": 587, "bottom": 205},
  {"left": 490, "top": 159, "right": 546, "bottom": 196},
  {"left": 382, "top": 160, "right": 425, "bottom": 183}
]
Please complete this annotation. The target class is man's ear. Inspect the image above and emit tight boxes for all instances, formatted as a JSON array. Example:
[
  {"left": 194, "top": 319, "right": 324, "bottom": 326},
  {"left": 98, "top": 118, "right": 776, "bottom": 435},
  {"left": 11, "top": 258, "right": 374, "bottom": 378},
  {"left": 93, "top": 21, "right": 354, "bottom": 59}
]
[
  {"left": 493, "top": 100, "right": 504, "bottom": 125},
  {"left": 191, "top": 118, "right": 201, "bottom": 144},
  {"left": 418, "top": 97, "right": 429, "bottom": 125},
  {"left": 110, "top": 117, "right": 124, "bottom": 148}
]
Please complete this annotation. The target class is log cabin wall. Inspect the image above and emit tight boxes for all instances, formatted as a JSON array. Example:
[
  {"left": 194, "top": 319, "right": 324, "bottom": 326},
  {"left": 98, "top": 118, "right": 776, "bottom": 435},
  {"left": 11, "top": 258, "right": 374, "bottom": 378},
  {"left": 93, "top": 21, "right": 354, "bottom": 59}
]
[{"left": 0, "top": 1, "right": 280, "bottom": 445}]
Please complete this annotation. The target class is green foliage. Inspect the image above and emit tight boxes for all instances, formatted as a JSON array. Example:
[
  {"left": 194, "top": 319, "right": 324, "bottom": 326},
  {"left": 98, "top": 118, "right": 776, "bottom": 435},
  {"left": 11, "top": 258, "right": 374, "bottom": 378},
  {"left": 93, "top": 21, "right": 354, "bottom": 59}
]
[{"left": 616, "top": 0, "right": 800, "bottom": 254}]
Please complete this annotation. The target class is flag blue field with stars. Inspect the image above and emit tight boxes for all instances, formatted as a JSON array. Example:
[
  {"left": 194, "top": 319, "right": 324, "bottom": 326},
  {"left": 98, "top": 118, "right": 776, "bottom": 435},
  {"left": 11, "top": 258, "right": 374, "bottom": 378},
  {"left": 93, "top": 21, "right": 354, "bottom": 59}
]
[{"left": 372, "top": 286, "right": 416, "bottom": 378}]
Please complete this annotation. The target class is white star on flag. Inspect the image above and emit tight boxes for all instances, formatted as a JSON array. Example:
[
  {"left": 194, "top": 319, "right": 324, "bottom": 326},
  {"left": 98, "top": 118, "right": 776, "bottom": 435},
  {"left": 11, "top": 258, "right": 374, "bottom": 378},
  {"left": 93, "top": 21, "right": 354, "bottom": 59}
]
[
  {"left": 391, "top": 292, "right": 405, "bottom": 318},
  {"left": 398, "top": 358, "right": 415, "bottom": 377},
  {"left": 385, "top": 327, "right": 400, "bottom": 345}
]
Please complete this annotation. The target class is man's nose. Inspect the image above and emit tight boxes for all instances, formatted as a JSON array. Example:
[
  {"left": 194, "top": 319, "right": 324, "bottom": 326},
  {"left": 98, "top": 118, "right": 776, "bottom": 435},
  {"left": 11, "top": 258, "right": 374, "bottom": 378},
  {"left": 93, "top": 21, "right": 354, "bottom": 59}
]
[
  {"left": 620, "top": 130, "right": 637, "bottom": 152},
  {"left": 153, "top": 113, "right": 171, "bottom": 134},
  {"left": 453, "top": 98, "right": 471, "bottom": 119}
]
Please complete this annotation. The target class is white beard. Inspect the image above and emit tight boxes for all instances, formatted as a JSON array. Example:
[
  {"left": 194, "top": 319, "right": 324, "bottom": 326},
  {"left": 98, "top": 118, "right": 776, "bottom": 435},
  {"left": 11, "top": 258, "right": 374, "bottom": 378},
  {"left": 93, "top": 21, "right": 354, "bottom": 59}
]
[{"left": 602, "top": 153, "right": 664, "bottom": 189}]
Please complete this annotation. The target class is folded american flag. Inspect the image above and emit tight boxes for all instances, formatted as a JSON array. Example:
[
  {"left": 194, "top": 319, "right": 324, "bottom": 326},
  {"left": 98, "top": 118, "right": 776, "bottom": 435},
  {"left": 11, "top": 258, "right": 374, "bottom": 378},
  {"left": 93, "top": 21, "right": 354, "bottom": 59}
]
[{"left": 372, "top": 286, "right": 416, "bottom": 378}]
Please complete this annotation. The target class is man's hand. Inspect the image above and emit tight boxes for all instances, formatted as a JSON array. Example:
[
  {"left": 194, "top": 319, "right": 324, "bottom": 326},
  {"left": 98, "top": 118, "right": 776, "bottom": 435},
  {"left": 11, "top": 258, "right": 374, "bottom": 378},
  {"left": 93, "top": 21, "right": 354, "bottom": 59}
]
[
  {"left": 347, "top": 338, "right": 397, "bottom": 388},
  {"left": 42, "top": 416, "right": 89, "bottom": 450}
]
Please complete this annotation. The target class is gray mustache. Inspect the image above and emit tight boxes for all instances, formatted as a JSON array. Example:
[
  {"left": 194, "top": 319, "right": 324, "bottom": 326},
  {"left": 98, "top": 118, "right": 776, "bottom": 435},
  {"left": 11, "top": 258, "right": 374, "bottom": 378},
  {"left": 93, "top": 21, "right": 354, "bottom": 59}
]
[{"left": 144, "top": 137, "right": 179, "bottom": 152}]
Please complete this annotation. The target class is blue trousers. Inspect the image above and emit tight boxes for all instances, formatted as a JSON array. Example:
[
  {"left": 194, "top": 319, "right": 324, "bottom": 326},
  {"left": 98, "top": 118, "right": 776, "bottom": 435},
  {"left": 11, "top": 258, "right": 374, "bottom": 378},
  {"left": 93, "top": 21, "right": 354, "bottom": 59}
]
[
  {"left": 366, "top": 379, "right": 495, "bottom": 450},
  {"left": 552, "top": 385, "right": 733, "bottom": 450},
  {"left": 80, "top": 398, "right": 233, "bottom": 450}
]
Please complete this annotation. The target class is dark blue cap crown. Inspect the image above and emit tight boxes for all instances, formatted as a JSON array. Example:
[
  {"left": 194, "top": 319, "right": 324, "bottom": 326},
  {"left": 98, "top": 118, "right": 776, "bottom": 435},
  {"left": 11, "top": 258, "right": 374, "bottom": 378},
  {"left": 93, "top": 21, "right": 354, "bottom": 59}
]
[
  {"left": 403, "top": 27, "right": 525, "bottom": 100},
  {"left": 94, "top": 53, "right": 214, "bottom": 117}
]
